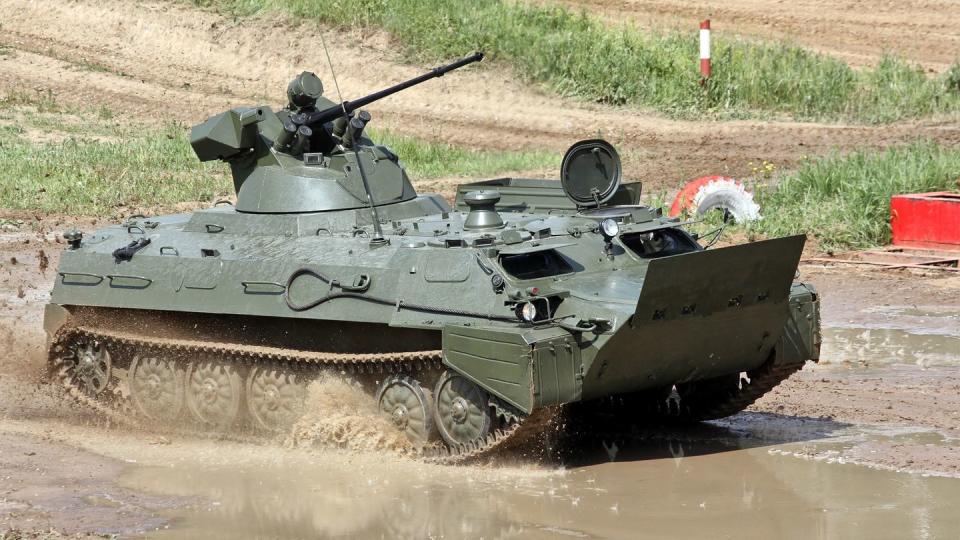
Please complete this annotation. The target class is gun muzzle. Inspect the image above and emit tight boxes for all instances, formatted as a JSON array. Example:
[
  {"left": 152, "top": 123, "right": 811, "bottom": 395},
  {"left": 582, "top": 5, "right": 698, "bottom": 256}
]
[{"left": 332, "top": 115, "right": 350, "bottom": 138}]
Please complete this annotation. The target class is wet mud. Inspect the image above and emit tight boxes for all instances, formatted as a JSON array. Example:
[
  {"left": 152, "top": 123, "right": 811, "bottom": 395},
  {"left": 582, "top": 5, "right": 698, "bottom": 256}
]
[
  {"left": 122, "top": 423, "right": 960, "bottom": 539},
  {"left": 0, "top": 431, "right": 182, "bottom": 535}
]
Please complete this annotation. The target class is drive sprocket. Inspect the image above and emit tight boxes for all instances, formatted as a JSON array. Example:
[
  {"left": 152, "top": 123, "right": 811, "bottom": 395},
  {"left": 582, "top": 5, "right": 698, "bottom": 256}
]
[{"left": 57, "top": 338, "right": 112, "bottom": 397}]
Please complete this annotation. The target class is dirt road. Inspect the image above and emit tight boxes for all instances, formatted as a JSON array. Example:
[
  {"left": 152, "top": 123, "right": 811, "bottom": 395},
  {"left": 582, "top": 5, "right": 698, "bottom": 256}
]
[
  {"left": 1, "top": 0, "right": 957, "bottom": 192},
  {"left": 559, "top": 0, "right": 960, "bottom": 72}
]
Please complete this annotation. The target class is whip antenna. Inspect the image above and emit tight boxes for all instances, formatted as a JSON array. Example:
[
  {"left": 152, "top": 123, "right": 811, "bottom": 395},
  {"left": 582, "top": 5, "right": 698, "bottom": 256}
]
[
  {"left": 319, "top": 32, "right": 348, "bottom": 118},
  {"left": 319, "top": 31, "right": 387, "bottom": 247}
]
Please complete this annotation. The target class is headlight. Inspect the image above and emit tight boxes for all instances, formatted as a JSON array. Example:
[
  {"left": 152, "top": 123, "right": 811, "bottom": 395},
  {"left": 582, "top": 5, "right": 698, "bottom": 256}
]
[
  {"left": 515, "top": 302, "right": 537, "bottom": 322},
  {"left": 600, "top": 218, "right": 620, "bottom": 240}
]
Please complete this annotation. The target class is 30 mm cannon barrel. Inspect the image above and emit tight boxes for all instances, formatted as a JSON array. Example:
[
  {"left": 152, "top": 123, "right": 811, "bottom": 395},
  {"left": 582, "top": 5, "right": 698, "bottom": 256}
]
[{"left": 299, "top": 52, "right": 484, "bottom": 128}]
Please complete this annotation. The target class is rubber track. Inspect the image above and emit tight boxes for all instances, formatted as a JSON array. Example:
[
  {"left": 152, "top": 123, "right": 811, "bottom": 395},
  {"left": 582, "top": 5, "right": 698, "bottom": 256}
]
[{"left": 50, "top": 326, "right": 547, "bottom": 464}]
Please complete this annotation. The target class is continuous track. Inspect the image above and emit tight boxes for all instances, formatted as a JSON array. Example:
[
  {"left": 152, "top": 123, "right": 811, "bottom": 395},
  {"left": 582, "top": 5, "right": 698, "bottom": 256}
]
[
  {"left": 49, "top": 325, "right": 549, "bottom": 464},
  {"left": 564, "top": 354, "right": 808, "bottom": 435},
  {"left": 50, "top": 325, "right": 803, "bottom": 462},
  {"left": 646, "top": 357, "right": 807, "bottom": 422}
]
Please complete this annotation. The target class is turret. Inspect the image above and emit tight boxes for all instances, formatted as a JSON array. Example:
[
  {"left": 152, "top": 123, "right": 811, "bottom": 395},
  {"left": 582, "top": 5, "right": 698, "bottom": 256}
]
[{"left": 187, "top": 53, "right": 484, "bottom": 214}]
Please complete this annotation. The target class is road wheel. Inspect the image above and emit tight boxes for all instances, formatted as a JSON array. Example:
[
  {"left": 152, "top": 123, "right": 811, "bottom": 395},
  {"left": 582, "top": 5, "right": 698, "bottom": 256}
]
[
  {"left": 129, "top": 355, "right": 185, "bottom": 423},
  {"left": 377, "top": 375, "right": 436, "bottom": 447},
  {"left": 186, "top": 356, "right": 242, "bottom": 430},
  {"left": 246, "top": 365, "right": 308, "bottom": 432},
  {"left": 433, "top": 371, "right": 492, "bottom": 448}
]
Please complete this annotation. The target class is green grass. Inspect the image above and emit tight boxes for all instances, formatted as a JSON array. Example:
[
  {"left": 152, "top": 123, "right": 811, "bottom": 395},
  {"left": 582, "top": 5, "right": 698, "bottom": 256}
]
[
  {"left": 0, "top": 123, "right": 232, "bottom": 215},
  {"left": 751, "top": 142, "right": 960, "bottom": 249},
  {"left": 371, "top": 128, "right": 556, "bottom": 178},
  {"left": 0, "top": 101, "right": 554, "bottom": 216},
  {"left": 191, "top": 0, "right": 960, "bottom": 123}
]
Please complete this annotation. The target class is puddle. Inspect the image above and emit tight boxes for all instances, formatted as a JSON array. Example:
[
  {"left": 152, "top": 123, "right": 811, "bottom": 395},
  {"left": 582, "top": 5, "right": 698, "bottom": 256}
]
[
  {"left": 819, "top": 303, "right": 960, "bottom": 367},
  {"left": 821, "top": 327, "right": 960, "bottom": 367},
  {"left": 124, "top": 423, "right": 960, "bottom": 540}
]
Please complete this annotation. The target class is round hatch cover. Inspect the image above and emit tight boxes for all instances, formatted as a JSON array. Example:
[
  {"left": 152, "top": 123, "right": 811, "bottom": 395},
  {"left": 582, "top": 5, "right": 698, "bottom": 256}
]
[{"left": 560, "top": 139, "right": 622, "bottom": 207}]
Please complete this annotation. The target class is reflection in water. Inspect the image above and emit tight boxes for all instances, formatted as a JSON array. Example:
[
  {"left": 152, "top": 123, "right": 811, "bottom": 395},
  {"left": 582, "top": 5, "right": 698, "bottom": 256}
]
[{"left": 130, "top": 424, "right": 960, "bottom": 540}]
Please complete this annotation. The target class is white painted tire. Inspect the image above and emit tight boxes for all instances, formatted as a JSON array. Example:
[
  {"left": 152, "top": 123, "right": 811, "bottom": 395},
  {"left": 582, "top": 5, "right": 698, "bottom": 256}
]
[{"left": 692, "top": 179, "right": 761, "bottom": 223}]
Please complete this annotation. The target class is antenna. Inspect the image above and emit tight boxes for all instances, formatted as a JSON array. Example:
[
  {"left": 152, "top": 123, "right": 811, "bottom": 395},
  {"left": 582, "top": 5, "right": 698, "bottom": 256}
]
[
  {"left": 318, "top": 32, "right": 387, "bottom": 247},
  {"left": 318, "top": 32, "right": 348, "bottom": 118}
]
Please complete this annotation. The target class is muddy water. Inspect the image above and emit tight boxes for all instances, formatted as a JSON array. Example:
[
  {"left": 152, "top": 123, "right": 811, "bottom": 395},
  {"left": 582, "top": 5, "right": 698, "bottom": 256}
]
[
  {"left": 822, "top": 327, "right": 960, "bottom": 367},
  {"left": 820, "top": 303, "right": 960, "bottom": 367},
  {"left": 123, "top": 430, "right": 960, "bottom": 539}
]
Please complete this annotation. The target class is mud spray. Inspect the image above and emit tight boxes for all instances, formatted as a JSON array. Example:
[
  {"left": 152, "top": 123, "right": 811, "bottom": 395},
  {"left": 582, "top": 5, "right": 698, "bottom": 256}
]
[{"left": 285, "top": 374, "right": 414, "bottom": 455}]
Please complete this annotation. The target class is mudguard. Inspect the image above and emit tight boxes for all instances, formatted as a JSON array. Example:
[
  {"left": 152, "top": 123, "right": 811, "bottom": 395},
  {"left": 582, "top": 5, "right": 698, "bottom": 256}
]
[{"left": 442, "top": 325, "right": 581, "bottom": 413}]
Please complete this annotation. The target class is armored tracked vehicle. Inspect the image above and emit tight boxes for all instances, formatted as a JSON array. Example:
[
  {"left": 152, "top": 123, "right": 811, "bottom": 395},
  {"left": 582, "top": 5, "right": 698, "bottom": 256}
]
[{"left": 45, "top": 53, "right": 820, "bottom": 461}]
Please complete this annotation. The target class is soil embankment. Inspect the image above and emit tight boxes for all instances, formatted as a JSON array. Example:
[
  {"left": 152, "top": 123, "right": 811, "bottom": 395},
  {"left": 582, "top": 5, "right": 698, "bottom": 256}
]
[
  {"left": 558, "top": 0, "right": 960, "bottom": 72},
  {"left": 1, "top": 0, "right": 958, "bottom": 194}
]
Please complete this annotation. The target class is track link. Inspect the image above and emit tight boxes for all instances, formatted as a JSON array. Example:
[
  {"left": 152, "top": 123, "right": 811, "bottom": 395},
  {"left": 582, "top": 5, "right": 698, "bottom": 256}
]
[
  {"left": 652, "top": 357, "right": 807, "bottom": 422},
  {"left": 50, "top": 325, "right": 547, "bottom": 464}
]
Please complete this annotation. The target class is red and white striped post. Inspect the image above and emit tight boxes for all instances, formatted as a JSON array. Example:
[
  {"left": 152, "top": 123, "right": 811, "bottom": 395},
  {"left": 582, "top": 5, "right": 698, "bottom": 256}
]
[{"left": 699, "top": 19, "right": 711, "bottom": 83}]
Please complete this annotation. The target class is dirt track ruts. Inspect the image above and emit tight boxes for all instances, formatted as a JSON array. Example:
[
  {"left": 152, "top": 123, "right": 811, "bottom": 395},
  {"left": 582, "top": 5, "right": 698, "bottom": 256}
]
[{"left": 1, "top": 0, "right": 958, "bottom": 192}]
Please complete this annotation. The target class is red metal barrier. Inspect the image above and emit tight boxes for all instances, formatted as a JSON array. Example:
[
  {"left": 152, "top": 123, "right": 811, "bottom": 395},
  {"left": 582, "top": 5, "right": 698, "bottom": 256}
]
[{"left": 891, "top": 192, "right": 960, "bottom": 250}]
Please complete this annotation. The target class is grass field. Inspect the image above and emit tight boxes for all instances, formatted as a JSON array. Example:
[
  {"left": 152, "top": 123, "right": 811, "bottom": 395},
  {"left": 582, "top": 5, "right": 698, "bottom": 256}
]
[
  {"left": 752, "top": 142, "right": 960, "bottom": 249},
  {"left": 0, "top": 94, "right": 554, "bottom": 216},
  {"left": 194, "top": 0, "right": 960, "bottom": 123}
]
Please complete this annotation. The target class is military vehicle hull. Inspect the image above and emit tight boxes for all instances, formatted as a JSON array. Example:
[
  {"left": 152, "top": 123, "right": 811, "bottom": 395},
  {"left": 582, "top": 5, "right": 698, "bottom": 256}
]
[{"left": 45, "top": 180, "right": 819, "bottom": 461}]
